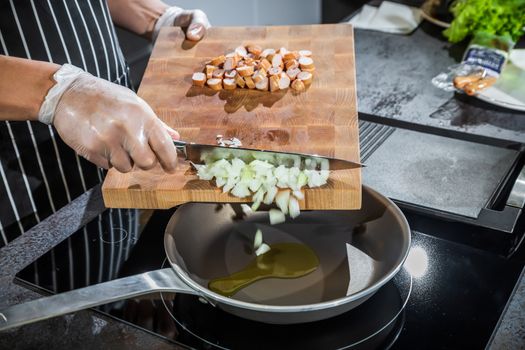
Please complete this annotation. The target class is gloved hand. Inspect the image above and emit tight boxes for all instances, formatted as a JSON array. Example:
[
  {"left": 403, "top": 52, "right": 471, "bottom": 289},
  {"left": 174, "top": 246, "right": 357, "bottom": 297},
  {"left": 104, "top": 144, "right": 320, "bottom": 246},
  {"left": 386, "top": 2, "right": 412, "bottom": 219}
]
[
  {"left": 38, "top": 64, "right": 179, "bottom": 173},
  {"left": 153, "top": 6, "right": 211, "bottom": 42}
]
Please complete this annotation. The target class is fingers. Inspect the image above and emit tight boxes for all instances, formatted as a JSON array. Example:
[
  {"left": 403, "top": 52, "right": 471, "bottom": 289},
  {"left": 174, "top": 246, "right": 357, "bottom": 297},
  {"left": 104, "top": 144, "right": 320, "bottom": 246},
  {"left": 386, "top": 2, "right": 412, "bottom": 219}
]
[
  {"left": 86, "top": 154, "right": 110, "bottom": 170},
  {"left": 173, "top": 9, "right": 210, "bottom": 41},
  {"left": 128, "top": 141, "right": 158, "bottom": 170},
  {"left": 108, "top": 147, "right": 133, "bottom": 173},
  {"left": 148, "top": 124, "right": 178, "bottom": 173},
  {"left": 186, "top": 23, "right": 206, "bottom": 41}
]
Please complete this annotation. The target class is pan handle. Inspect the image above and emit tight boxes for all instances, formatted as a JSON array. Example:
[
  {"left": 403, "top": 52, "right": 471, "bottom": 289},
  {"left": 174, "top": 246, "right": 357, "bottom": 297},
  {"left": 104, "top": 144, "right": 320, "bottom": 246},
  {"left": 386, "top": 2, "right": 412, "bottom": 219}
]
[{"left": 0, "top": 268, "right": 197, "bottom": 331}]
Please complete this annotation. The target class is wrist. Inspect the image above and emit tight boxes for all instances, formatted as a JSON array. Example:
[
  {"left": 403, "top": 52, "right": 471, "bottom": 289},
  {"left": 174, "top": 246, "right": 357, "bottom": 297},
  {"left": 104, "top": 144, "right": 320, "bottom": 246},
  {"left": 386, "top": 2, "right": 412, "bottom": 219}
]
[
  {"left": 0, "top": 56, "right": 60, "bottom": 122},
  {"left": 38, "top": 64, "right": 87, "bottom": 125}
]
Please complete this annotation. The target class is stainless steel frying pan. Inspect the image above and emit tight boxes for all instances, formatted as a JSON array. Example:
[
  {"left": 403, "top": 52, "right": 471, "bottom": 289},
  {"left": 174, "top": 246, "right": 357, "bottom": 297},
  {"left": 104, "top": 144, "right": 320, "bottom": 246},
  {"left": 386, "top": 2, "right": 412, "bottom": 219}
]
[{"left": 0, "top": 186, "right": 410, "bottom": 330}]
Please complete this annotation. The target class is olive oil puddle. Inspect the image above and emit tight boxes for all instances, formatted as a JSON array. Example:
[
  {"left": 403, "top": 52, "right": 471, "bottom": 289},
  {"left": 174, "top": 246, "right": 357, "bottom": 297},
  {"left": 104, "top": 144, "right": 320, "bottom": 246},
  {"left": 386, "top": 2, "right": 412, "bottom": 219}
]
[{"left": 208, "top": 242, "right": 319, "bottom": 297}]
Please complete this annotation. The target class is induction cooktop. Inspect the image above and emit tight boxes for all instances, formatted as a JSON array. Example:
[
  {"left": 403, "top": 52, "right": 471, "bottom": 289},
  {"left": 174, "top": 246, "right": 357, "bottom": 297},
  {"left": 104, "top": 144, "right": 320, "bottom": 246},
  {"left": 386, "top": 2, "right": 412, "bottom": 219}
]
[{"left": 14, "top": 207, "right": 525, "bottom": 349}]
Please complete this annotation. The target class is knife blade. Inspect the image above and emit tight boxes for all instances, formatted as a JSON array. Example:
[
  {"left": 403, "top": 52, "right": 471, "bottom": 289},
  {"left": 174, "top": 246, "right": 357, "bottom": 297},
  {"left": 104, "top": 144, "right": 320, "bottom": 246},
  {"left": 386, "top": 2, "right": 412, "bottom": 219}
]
[{"left": 173, "top": 141, "right": 363, "bottom": 170}]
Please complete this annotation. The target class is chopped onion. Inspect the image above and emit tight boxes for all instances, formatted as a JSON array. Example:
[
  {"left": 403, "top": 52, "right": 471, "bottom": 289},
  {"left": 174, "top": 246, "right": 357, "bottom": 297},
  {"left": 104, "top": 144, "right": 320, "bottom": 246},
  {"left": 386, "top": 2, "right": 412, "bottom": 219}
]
[
  {"left": 253, "top": 229, "right": 263, "bottom": 250},
  {"left": 195, "top": 156, "right": 331, "bottom": 224},
  {"left": 251, "top": 200, "right": 262, "bottom": 211},
  {"left": 269, "top": 208, "right": 286, "bottom": 224},
  {"left": 232, "top": 182, "right": 250, "bottom": 198},
  {"left": 255, "top": 243, "right": 271, "bottom": 256},
  {"left": 264, "top": 186, "right": 278, "bottom": 205},
  {"left": 289, "top": 196, "right": 300, "bottom": 219},
  {"left": 293, "top": 190, "right": 304, "bottom": 200},
  {"left": 297, "top": 172, "right": 308, "bottom": 188},
  {"left": 241, "top": 204, "right": 252, "bottom": 215},
  {"left": 275, "top": 190, "right": 290, "bottom": 214}
]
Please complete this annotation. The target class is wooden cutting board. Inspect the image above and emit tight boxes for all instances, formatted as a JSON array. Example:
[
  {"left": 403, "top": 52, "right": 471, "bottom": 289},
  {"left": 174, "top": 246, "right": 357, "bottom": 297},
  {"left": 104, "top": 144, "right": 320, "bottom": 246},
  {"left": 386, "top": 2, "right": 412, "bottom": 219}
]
[{"left": 102, "top": 24, "right": 361, "bottom": 210}]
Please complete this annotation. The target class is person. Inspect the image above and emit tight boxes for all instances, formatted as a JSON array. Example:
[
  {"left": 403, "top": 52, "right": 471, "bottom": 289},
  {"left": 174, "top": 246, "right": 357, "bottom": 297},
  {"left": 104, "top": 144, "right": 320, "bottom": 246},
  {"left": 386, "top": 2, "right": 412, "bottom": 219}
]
[{"left": 0, "top": 0, "right": 211, "bottom": 247}]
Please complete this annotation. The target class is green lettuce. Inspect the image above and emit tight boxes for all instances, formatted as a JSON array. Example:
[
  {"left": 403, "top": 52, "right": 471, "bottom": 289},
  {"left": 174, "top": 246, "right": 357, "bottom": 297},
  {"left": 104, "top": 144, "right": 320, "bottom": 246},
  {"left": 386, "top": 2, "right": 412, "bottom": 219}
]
[{"left": 443, "top": 0, "right": 525, "bottom": 43}]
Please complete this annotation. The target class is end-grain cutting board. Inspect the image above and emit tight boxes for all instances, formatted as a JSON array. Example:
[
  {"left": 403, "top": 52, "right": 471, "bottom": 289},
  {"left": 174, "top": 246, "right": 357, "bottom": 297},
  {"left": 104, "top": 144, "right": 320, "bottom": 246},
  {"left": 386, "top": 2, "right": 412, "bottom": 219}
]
[{"left": 102, "top": 24, "right": 361, "bottom": 210}]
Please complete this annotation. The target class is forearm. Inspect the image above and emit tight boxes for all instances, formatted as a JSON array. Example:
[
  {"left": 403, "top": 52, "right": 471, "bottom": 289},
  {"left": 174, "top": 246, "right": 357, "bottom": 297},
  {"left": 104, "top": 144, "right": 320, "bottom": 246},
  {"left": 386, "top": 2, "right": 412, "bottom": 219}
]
[
  {"left": 108, "top": 0, "right": 169, "bottom": 39},
  {"left": 0, "top": 55, "right": 59, "bottom": 121}
]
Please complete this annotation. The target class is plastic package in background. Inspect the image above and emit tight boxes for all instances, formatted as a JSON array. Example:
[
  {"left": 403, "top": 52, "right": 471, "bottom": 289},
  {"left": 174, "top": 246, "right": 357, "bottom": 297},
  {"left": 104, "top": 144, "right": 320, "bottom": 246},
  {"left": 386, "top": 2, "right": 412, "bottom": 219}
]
[{"left": 432, "top": 32, "right": 515, "bottom": 94}]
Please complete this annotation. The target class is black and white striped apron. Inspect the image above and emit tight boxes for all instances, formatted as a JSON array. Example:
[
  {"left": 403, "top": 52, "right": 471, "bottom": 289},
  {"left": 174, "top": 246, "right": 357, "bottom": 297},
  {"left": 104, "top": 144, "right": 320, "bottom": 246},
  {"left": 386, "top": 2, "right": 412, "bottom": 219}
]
[{"left": 0, "top": 0, "right": 139, "bottom": 289}]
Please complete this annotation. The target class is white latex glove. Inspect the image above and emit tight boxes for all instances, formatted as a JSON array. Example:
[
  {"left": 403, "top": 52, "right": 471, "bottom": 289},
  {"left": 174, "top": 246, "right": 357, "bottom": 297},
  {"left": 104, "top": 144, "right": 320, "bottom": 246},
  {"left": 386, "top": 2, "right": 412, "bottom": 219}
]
[
  {"left": 153, "top": 6, "right": 211, "bottom": 42},
  {"left": 38, "top": 64, "right": 179, "bottom": 173}
]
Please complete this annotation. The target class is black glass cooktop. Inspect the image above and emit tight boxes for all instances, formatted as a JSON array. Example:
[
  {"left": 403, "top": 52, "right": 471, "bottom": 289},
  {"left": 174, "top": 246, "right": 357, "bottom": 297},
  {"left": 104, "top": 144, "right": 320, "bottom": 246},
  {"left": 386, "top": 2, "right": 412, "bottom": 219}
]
[{"left": 15, "top": 208, "right": 524, "bottom": 349}]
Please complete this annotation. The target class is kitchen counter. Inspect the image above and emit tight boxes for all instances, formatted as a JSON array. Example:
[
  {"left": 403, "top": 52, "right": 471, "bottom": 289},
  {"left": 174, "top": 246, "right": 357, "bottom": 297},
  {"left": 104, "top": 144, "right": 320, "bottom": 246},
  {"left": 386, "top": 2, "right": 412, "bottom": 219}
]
[
  {"left": 351, "top": 3, "right": 525, "bottom": 147},
  {"left": 1, "top": 7, "right": 525, "bottom": 350}
]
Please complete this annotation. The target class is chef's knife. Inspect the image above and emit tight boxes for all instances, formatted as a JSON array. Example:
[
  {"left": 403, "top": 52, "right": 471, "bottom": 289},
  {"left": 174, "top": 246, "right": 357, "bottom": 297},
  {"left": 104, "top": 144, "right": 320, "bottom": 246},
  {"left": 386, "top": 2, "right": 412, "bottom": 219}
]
[{"left": 173, "top": 140, "right": 363, "bottom": 170}]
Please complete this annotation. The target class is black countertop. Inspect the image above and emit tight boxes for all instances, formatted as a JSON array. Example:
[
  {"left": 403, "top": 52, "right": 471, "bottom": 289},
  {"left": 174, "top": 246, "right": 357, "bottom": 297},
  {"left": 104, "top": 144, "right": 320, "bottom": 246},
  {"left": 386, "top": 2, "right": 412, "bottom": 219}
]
[
  {"left": 354, "top": 21, "right": 525, "bottom": 146},
  {"left": 1, "top": 6, "right": 525, "bottom": 349}
]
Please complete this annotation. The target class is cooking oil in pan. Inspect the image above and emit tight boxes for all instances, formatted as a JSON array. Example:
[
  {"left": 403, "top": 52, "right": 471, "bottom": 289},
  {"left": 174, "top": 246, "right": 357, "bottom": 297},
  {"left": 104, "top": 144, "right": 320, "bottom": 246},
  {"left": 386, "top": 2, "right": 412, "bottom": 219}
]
[{"left": 208, "top": 243, "right": 319, "bottom": 297}]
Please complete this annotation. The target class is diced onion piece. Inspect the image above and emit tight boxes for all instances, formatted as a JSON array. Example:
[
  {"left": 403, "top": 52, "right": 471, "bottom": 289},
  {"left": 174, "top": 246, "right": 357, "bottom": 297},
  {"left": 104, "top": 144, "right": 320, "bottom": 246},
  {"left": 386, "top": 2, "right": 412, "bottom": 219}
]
[
  {"left": 232, "top": 182, "right": 250, "bottom": 198},
  {"left": 254, "top": 229, "right": 263, "bottom": 250},
  {"left": 241, "top": 204, "right": 252, "bottom": 215},
  {"left": 293, "top": 190, "right": 304, "bottom": 200},
  {"left": 215, "top": 176, "right": 226, "bottom": 187},
  {"left": 275, "top": 190, "right": 290, "bottom": 214},
  {"left": 251, "top": 200, "right": 262, "bottom": 211},
  {"left": 249, "top": 178, "right": 262, "bottom": 192},
  {"left": 297, "top": 171, "right": 308, "bottom": 187},
  {"left": 269, "top": 209, "right": 286, "bottom": 225},
  {"left": 320, "top": 158, "right": 329, "bottom": 171},
  {"left": 222, "top": 176, "right": 237, "bottom": 193},
  {"left": 289, "top": 196, "right": 300, "bottom": 219},
  {"left": 264, "top": 186, "right": 278, "bottom": 205},
  {"left": 255, "top": 243, "right": 271, "bottom": 256},
  {"left": 252, "top": 187, "right": 266, "bottom": 204}
]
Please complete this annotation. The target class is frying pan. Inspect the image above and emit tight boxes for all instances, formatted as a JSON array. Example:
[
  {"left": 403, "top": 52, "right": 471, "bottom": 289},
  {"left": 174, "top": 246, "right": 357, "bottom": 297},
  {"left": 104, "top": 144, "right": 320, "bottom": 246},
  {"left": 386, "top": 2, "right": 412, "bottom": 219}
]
[{"left": 0, "top": 186, "right": 410, "bottom": 330}]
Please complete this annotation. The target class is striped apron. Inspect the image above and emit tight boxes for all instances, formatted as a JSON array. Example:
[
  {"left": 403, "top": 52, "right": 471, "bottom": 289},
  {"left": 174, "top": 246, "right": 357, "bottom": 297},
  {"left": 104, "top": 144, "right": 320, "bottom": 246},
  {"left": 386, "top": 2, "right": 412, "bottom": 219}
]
[{"left": 0, "top": 0, "right": 139, "bottom": 289}]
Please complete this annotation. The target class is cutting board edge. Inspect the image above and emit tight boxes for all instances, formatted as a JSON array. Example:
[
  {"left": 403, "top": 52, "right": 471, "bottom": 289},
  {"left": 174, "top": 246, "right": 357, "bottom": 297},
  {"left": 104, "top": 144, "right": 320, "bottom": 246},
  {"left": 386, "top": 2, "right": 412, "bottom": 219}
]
[{"left": 101, "top": 186, "right": 362, "bottom": 210}]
